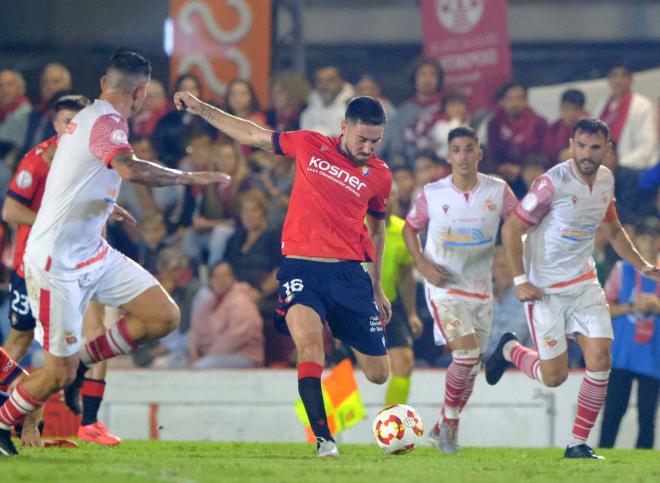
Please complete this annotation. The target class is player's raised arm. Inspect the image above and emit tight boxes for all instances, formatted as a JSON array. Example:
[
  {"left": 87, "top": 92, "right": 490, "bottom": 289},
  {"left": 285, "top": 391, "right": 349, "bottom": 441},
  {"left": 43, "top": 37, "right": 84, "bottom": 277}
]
[
  {"left": 110, "top": 150, "right": 230, "bottom": 187},
  {"left": 600, "top": 205, "right": 660, "bottom": 281},
  {"left": 174, "top": 91, "right": 274, "bottom": 151}
]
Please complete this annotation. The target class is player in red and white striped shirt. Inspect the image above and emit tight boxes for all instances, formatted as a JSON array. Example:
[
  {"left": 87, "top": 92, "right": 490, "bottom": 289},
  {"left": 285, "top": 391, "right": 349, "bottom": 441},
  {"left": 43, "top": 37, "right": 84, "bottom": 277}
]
[{"left": 487, "top": 119, "right": 660, "bottom": 459}]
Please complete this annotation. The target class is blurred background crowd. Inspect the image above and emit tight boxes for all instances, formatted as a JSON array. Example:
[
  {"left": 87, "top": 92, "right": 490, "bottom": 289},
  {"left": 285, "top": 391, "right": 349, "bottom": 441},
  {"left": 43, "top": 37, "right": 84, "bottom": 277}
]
[{"left": 0, "top": 0, "right": 658, "bottom": 374}]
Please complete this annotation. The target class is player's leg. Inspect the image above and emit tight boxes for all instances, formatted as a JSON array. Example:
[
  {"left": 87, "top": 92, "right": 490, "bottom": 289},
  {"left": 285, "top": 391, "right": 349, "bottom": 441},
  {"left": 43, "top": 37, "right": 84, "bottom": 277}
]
[
  {"left": 635, "top": 372, "right": 659, "bottom": 449},
  {"left": 598, "top": 368, "right": 633, "bottom": 448},
  {"left": 286, "top": 304, "right": 337, "bottom": 453},
  {"left": 77, "top": 302, "right": 120, "bottom": 446},
  {"left": 78, "top": 251, "right": 179, "bottom": 368},
  {"left": 564, "top": 285, "right": 612, "bottom": 459},
  {"left": 384, "top": 299, "right": 414, "bottom": 405},
  {"left": 4, "top": 271, "right": 39, "bottom": 362},
  {"left": 568, "top": 334, "right": 611, "bottom": 448},
  {"left": 486, "top": 295, "right": 569, "bottom": 387}
]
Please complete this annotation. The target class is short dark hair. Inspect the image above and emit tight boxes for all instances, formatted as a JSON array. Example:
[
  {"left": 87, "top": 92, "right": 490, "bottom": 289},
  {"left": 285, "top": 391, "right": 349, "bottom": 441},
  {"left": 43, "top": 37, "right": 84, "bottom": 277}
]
[
  {"left": 408, "top": 56, "right": 444, "bottom": 92},
  {"left": 573, "top": 118, "right": 609, "bottom": 139},
  {"left": 448, "top": 126, "right": 479, "bottom": 145},
  {"left": 494, "top": 81, "right": 526, "bottom": 102},
  {"left": 54, "top": 94, "right": 90, "bottom": 113},
  {"left": 608, "top": 64, "right": 632, "bottom": 77},
  {"left": 441, "top": 91, "right": 467, "bottom": 112},
  {"left": 175, "top": 73, "right": 201, "bottom": 93},
  {"left": 413, "top": 149, "right": 446, "bottom": 167},
  {"left": 108, "top": 51, "right": 151, "bottom": 78},
  {"left": 344, "top": 96, "right": 386, "bottom": 126},
  {"left": 561, "top": 89, "right": 586, "bottom": 108}
]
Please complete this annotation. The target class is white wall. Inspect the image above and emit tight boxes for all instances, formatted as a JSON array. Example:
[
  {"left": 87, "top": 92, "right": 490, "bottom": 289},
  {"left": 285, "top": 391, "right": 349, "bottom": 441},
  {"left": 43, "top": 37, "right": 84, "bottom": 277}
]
[{"left": 100, "top": 369, "right": 658, "bottom": 449}]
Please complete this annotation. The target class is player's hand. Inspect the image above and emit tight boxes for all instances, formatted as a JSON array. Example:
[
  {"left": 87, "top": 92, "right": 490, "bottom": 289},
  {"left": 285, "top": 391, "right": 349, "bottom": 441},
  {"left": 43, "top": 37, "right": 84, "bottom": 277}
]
[
  {"left": 641, "top": 264, "right": 660, "bottom": 282},
  {"left": 408, "top": 313, "right": 424, "bottom": 339},
  {"left": 374, "top": 287, "right": 392, "bottom": 326},
  {"left": 173, "top": 91, "right": 205, "bottom": 116},
  {"left": 110, "top": 203, "right": 137, "bottom": 226},
  {"left": 633, "top": 293, "right": 660, "bottom": 315},
  {"left": 184, "top": 171, "right": 231, "bottom": 186},
  {"left": 20, "top": 426, "right": 43, "bottom": 448},
  {"left": 515, "top": 282, "right": 544, "bottom": 302},
  {"left": 417, "top": 257, "right": 452, "bottom": 287}
]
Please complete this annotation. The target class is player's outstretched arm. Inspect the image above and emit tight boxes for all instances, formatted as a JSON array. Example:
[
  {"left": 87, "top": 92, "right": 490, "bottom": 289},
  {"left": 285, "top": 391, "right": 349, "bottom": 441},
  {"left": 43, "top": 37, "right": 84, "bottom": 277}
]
[
  {"left": 502, "top": 215, "right": 543, "bottom": 301},
  {"left": 173, "top": 91, "right": 274, "bottom": 151},
  {"left": 110, "top": 151, "right": 230, "bottom": 188},
  {"left": 402, "top": 222, "right": 451, "bottom": 287},
  {"left": 602, "top": 218, "right": 660, "bottom": 281},
  {"left": 2, "top": 197, "right": 37, "bottom": 226}
]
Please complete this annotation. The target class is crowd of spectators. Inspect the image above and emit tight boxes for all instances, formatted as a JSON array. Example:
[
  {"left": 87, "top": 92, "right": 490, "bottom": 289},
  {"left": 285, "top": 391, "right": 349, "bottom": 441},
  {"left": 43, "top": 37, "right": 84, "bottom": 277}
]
[{"left": 0, "top": 58, "right": 658, "bottom": 371}]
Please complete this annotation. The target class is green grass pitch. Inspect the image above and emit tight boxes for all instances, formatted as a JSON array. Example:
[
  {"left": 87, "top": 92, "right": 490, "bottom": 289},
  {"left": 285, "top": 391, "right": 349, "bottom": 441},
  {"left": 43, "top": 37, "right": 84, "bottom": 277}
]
[{"left": 1, "top": 441, "right": 659, "bottom": 483}]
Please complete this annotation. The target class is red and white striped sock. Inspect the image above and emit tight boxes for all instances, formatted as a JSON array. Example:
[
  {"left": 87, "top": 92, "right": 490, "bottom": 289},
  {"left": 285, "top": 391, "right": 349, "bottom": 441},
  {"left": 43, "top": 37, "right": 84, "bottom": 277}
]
[
  {"left": 509, "top": 343, "right": 543, "bottom": 383},
  {"left": 80, "top": 318, "right": 139, "bottom": 366},
  {"left": 443, "top": 350, "right": 480, "bottom": 421},
  {"left": 570, "top": 370, "right": 610, "bottom": 446},
  {"left": 458, "top": 369, "right": 478, "bottom": 412},
  {"left": 0, "top": 382, "right": 44, "bottom": 430}
]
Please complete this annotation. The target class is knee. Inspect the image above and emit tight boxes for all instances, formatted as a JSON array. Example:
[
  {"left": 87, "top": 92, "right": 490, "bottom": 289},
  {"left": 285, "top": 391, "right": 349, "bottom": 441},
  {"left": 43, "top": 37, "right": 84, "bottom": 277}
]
[
  {"left": 153, "top": 302, "right": 181, "bottom": 337},
  {"left": 587, "top": 350, "right": 612, "bottom": 373},
  {"left": 365, "top": 365, "right": 390, "bottom": 385},
  {"left": 541, "top": 370, "right": 568, "bottom": 388}
]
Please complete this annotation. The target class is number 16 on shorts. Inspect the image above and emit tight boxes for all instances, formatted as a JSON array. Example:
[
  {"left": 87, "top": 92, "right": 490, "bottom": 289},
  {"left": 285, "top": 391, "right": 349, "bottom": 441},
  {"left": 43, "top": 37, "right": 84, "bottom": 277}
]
[{"left": 283, "top": 278, "right": 304, "bottom": 303}]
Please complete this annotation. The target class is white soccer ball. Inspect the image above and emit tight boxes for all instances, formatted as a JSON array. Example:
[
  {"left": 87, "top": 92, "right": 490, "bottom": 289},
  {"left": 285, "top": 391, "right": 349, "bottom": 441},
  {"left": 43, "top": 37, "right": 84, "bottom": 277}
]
[{"left": 372, "top": 404, "right": 424, "bottom": 454}]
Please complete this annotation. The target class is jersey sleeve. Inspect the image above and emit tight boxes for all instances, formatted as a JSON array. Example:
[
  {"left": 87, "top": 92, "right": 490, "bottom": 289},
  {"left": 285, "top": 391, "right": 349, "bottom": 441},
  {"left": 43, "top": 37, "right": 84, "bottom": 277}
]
[
  {"left": 515, "top": 175, "right": 555, "bottom": 225},
  {"left": 406, "top": 188, "right": 430, "bottom": 230},
  {"left": 271, "top": 130, "right": 309, "bottom": 159},
  {"left": 367, "top": 168, "right": 391, "bottom": 219},
  {"left": 89, "top": 114, "right": 133, "bottom": 167},
  {"left": 501, "top": 183, "right": 518, "bottom": 221},
  {"left": 7, "top": 158, "right": 44, "bottom": 206},
  {"left": 603, "top": 199, "right": 619, "bottom": 223}
]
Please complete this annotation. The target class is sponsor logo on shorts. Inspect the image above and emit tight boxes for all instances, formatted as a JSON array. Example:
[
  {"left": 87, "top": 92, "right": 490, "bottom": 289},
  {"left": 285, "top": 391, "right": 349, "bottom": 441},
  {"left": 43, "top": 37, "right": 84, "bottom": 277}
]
[
  {"left": 64, "top": 331, "right": 77, "bottom": 345},
  {"left": 544, "top": 336, "right": 557, "bottom": 348},
  {"left": 370, "top": 315, "right": 383, "bottom": 333}
]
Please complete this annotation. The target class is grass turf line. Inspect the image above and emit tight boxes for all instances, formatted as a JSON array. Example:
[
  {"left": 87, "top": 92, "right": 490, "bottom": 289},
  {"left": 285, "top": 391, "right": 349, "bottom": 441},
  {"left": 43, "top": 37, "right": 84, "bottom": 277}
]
[{"left": 1, "top": 441, "right": 659, "bottom": 483}]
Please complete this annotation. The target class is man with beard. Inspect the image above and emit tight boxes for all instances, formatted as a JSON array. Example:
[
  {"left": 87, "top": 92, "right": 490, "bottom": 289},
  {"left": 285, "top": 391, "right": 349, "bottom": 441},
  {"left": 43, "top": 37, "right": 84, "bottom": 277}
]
[{"left": 486, "top": 119, "right": 660, "bottom": 459}]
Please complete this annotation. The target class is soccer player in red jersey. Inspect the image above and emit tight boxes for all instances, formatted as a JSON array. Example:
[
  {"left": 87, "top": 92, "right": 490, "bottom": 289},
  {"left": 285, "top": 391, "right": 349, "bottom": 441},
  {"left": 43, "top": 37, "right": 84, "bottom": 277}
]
[{"left": 174, "top": 91, "right": 393, "bottom": 457}]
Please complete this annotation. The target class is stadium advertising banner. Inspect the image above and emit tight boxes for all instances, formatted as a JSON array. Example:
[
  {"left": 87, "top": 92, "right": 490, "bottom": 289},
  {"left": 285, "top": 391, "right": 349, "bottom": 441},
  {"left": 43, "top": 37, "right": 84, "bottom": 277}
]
[
  {"left": 169, "top": 0, "right": 272, "bottom": 105},
  {"left": 421, "top": 0, "right": 512, "bottom": 111}
]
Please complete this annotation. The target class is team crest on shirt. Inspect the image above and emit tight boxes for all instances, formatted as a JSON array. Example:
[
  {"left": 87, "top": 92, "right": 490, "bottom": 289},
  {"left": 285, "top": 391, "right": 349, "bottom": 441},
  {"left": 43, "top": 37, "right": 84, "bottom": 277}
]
[
  {"left": 110, "top": 129, "right": 128, "bottom": 145},
  {"left": 15, "top": 170, "right": 33, "bottom": 189},
  {"left": 362, "top": 166, "right": 370, "bottom": 176},
  {"left": 484, "top": 199, "right": 496, "bottom": 211}
]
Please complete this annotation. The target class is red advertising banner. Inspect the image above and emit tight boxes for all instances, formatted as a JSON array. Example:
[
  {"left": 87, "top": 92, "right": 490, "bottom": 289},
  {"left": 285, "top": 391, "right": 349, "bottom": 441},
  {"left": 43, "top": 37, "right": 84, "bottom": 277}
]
[
  {"left": 169, "top": 0, "right": 272, "bottom": 106},
  {"left": 421, "top": 0, "right": 512, "bottom": 111}
]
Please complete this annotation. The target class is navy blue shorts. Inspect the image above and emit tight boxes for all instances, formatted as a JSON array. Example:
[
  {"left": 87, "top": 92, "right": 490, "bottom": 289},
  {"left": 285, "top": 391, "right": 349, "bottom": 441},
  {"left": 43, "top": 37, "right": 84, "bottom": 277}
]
[
  {"left": 8, "top": 271, "right": 36, "bottom": 331},
  {"left": 275, "top": 258, "right": 386, "bottom": 356}
]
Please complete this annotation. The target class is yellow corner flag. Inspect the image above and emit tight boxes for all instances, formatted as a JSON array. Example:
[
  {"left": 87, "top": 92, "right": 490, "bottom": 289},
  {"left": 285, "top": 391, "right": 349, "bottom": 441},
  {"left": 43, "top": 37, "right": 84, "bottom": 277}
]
[{"left": 294, "top": 359, "right": 366, "bottom": 442}]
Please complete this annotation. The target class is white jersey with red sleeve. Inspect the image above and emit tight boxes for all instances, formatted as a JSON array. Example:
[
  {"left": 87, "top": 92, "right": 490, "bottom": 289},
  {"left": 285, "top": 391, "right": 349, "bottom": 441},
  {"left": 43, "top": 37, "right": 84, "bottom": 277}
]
[
  {"left": 406, "top": 173, "right": 517, "bottom": 301},
  {"left": 24, "top": 100, "right": 132, "bottom": 276},
  {"left": 515, "top": 160, "right": 616, "bottom": 293}
]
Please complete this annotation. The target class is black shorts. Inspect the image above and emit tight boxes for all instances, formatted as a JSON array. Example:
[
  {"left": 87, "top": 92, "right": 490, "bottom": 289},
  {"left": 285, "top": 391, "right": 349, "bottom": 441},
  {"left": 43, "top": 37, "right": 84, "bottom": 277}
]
[
  {"left": 385, "top": 297, "right": 413, "bottom": 349},
  {"left": 8, "top": 271, "right": 36, "bottom": 332},
  {"left": 275, "top": 258, "right": 386, "bottom": 356}
]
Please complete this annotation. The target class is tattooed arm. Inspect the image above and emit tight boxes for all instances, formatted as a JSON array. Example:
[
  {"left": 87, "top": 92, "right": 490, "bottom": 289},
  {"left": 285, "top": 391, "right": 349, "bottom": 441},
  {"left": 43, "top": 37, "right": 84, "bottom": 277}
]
[
  {"left": 110, "top": 151, "right": 230, "bottom": 187},
  {"left": 173, "top": 91, "right": 274, "bottom": 151}
]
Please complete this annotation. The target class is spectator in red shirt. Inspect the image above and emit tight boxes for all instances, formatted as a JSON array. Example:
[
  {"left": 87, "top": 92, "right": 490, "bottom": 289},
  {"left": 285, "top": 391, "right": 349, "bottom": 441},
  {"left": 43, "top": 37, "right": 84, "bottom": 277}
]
[{"left": 542, "top": 89, "right": 588, "bottom": 165}]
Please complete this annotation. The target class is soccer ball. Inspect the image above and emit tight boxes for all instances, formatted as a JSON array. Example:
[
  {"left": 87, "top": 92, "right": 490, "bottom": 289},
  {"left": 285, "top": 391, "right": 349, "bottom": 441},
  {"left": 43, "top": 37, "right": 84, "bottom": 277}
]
[{"left": 372, "top": 404, "right": 423, "bottom": 455}]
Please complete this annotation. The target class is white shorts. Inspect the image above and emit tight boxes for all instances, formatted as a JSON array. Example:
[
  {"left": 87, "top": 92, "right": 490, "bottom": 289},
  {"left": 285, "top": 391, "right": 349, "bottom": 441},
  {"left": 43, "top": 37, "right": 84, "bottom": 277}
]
[
  {"left": 525, "top": 283, "right": 612, "bottom": 360},
  {"left": 425, "top": 287, "right": 493, "bottom": 352},
  {"left": 25, "top": 247, "right": 158, "bottom": 357}
]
